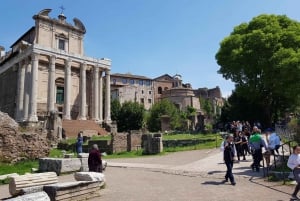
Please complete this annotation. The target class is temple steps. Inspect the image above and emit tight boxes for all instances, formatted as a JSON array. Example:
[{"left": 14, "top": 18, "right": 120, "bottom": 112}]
[{"left": 62, "top": 120, "right": 108, "bottom": 137}]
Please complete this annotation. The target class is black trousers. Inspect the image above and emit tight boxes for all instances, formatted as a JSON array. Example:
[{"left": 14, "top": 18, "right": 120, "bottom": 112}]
[
  {"left": 225, "top": 160, "right": 235, "bottom": 183},
  {"left": 252, "top": 149, "right": 262, "bottom": 169}
]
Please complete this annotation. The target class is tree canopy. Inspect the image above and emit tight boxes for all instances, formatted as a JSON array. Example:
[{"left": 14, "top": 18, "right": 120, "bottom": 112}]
[
  {"left": 147, "top": 99, "right": 181, "bottom": 132},
  {"left": 113, "top": 101, "right": 145, "bottom": 132},
  {"left": 216, "top": 14, "right": 300, "bottom": 126}
]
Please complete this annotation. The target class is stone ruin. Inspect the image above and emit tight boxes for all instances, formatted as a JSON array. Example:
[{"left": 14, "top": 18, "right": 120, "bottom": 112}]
[{"left": 0, "top": 111, "right": 50, "bottom": 163}]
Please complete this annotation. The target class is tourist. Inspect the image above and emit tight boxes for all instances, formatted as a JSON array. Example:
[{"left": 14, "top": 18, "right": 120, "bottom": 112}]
[
  {"left": 241, "top": 131, "right": 249, "bottom": 158},
  {"left": 287, "top": 145, "right": 300, "bottom": 200},
  {"left": 266, "top": 128, "right": 281, "bottom": 155},
  {"left": 234, "top": 130, "right": 244, "bottom": 161},
  {"left": 88, "top": 144, "right": 102, "bottom": 173},
  {"left": 76, "top": 131, "right": 83, "bottom": 154},
  {"left": 249, "top": 126, "right": 267, "bottom": 172},
  {"left": 223, "top": 134, "right": 236, "bottom": 185}
]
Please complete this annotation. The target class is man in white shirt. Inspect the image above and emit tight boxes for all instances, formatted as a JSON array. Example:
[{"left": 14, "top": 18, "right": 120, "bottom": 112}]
[{"left": 266, "top": 128, "right": 281, "bottom": 155}]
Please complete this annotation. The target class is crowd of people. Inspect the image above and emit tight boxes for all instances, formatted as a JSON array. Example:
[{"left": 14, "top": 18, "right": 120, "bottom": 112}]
[{"left": 221, "top": 121, "right": 281, "bottom": 186}]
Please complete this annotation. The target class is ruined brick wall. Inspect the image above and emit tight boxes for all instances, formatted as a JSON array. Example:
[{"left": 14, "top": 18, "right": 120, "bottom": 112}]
[
  {"left": 0, "top": 111, "right": 50, "bottom": 163},
  {"left": 127, "top": 131, "right": 142, "bottom": 151},
  {"left": 111, "top": 133, "right": 128, "bottom": 153}
]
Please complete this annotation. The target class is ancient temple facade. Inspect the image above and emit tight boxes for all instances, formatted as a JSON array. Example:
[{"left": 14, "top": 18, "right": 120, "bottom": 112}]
[{"left": 0, "top": 9, "right": 111, "bottom": 124}]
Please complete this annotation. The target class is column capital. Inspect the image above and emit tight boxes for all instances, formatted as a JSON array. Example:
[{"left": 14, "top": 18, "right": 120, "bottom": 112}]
[
  {"left": 65, "top": 58, "right": 72, "bottom": 66},
  {"left": 50, "top": 55, "right": 56, "bottom": 61},
  {"left": 105, "top": 69, "right": 111, "bottom": 75},
  {"left": 94, "top": 66, "right": 99, "bottom": 73},
  {"left": 31, "top": 52, "right": 39, "bottom": 61}
]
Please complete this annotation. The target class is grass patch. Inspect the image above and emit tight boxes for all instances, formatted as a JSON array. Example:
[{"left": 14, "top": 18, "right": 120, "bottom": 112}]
[
  {"left": 64, "top": 135, "right": 112, "bottom": 145},
  {"left": 0, "top": 160, "right": 38, "bottom": 176},
  {"left": 164, "top": 140, "right": 219, "bottom": 152},
  {"left": 163, "top": 133, "right": 221, "bottom": 140}
]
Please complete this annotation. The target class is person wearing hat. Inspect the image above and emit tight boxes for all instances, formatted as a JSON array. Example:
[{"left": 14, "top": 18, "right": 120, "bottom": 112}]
[
  {"left": 223, "top": 134, "right": 236, "bottom": 185},
  {"left": 88, "top": 144, "right": 103, "bottom": 172},
  {"left": 249, "top": 126, "right": 267, "bottom": 172}
]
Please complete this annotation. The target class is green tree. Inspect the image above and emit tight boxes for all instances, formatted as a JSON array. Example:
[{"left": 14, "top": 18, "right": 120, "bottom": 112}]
[
  {"left": 200, "top": 97, "right": 213, "bottom": 118},
  {"left": 216, "top": 14, "right": 300, "bottom": 127},
  {"left": 147, "top": 99, "right": 181, "bottom": 132},
  {"left": 117, "top": 101, "right": 145, "bottom": 132},
  {"left": 111, "top": 99, "right": 121, "bottom": 121}
]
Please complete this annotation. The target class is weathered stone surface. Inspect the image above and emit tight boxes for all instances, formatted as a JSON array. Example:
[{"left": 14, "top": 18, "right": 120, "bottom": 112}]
[
  {"left": 0, "top": 173, "right": 19, "bottom": 180},
  {"left": 142, "top": 134, "right": 163, "bottom": 154},
  {"left": 0, "top": 111, "right": 50, "bottom": 163},
  {"left": 74, "top": 172, "right": 105, "bottom": 182},
  {"left": 44, "top": 181, "right": 102, "bottom": 201},
  {"left": 5, "top": 191, "right": 50, "bottom": 201},
  {"left": 20, "top": 186, "right": 44, "bottom": 194},
  {"left": 39, "top": 158, "right": 81, "bottom": 175},
  {"left": 0, "top": 112, "right": 18, "bottom": 130},
  {"left": 9, "top": 172, "right": 58, "bottom": 196}
]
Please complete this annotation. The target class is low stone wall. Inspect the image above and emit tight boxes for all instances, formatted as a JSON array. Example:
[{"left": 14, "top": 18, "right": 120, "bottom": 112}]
[
  {"left": 142, "top": 134, "right": 163, "bottom": 154},
  {"left": 127, "top": 130, "right": 142, "bottom": 151},
  {"left": 39, "top": 158, "right": 82, "bottom": 175},
  {"left": 162, "top": 139, "right": 215, "bottom": 148},
  {"left": 111, "top": 133, "right": 128, "bottom": 153},
  {"left": 87, "top": 140, "right": 111, "bottom": 154}
]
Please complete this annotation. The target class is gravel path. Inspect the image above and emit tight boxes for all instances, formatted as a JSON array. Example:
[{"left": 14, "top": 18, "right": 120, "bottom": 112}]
[{"left": 0, "top": 149, "right": 295, "bottom": 201}]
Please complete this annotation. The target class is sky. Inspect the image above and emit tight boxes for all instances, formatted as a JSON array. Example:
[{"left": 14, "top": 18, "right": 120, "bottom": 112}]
[{"left": 1, "top": 0, "right": 300, "bottom": 97}]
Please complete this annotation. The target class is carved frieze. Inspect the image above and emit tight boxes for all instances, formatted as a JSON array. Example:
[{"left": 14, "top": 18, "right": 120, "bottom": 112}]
[{"left": 39, "top": 22, "right": 53, "bottom": 32}]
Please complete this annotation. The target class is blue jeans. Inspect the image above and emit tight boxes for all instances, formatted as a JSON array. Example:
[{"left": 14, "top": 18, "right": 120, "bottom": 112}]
[{"left": 225, "top": 161, "right": 235, "bottom": 183}]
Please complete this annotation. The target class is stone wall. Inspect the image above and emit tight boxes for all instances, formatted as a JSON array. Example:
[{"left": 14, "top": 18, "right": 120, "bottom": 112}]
[
  {"left": 0, "top": 111, "right": 50, "bottom": 163},
  {"left": 127, "top": 130, "right": 142, "bottom": 151},
  {"left": 111, "top": 133, "right": 128, "bottom": 153},
  {"left": 142, "top": 133, "right": 163, "bottom": 154}
]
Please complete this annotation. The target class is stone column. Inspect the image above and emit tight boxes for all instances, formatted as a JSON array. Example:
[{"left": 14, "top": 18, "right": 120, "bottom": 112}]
[
  {"left": 28, "top": 53, "right": 39, "bottom": 122},
  {"left": 93, "top": 67, "right": 99, "bottom": 121},
  {"left": 104, "top": 70, "right": 111, "bottom": 123},
  {"left": 23, "top": 58, "right": 31, "bottom": 121},
  {"left": 47, "top": 55, "right": 56, "bottom": 112},
  {"left": 99, "top": 71, "right": 103, "bottom": 123},
  {"left": 16, "top": 61, "right": 26, "bottom": 121},
  {"left": 63, "top": 58, "right": 72, "bottom": 120},
  {"left": 79, "top": 62, "right": 87, "bottom": 120}
]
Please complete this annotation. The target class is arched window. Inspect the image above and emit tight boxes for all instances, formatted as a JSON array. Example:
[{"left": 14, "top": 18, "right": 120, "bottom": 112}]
[{"left": 158, "top": 87, "right": 162, "bottom": 94}]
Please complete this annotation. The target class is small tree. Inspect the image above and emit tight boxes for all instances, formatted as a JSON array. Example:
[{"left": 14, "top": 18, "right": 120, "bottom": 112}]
[
  {"left": 147, "top": 99, "right": 181, "bottom": 132},
  {"left": 117, "top": 101, "right": 145, "bottom": 132},
  {"left": 111, "top": 99, "right": 121, "bottom": 121}
]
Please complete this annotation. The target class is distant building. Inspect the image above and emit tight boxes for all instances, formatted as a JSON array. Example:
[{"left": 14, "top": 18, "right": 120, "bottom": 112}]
[
  {"left": 110, "top": 73, "right": 154, "bottom": 110},
  {"left": 0, "top": 9, "right": 111, "bottom": 123},
  {"left": 194, "top": 86, "right": 224, "bottom": 116},
  {"left": 153, "top": 74, "right": 175, "bottom": 102}
]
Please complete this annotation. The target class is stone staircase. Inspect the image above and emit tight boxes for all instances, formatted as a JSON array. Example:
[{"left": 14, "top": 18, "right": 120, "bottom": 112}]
[{"left": 62, "top": 120, "right": 108, "bottom": 137}]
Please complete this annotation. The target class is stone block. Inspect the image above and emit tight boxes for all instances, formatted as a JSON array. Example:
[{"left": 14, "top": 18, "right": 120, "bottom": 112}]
[
  {"left": 5, "top": 191, "right": 50, "bottom": 201},
  {"left": 77, "top": 153, "right": 89, "bottom": 158},
  {"left": 0, "top": 173, "right": 19, "bottom": 180},
  {"left": 43, "top": 181, "right": 102, "bottom": 201},
  {"left": 39, "top": 158, "right": 81, "bottom": 175},
  {"left": 74, "top": 172, "right": 105, "bottom": 182},
  {"left": 9, "top": 172, "right": 57, "bottom": 196}
]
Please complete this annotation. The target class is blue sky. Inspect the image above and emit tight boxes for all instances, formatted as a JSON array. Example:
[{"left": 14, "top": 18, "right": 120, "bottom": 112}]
[{"left": 1, "top": 1, "right": 300, "bottom": 97}]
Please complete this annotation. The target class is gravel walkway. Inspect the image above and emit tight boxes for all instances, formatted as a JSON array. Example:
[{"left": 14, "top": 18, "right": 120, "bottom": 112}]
[{"left": 0, "top": 149, "right": 295, "bottom": 201}]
